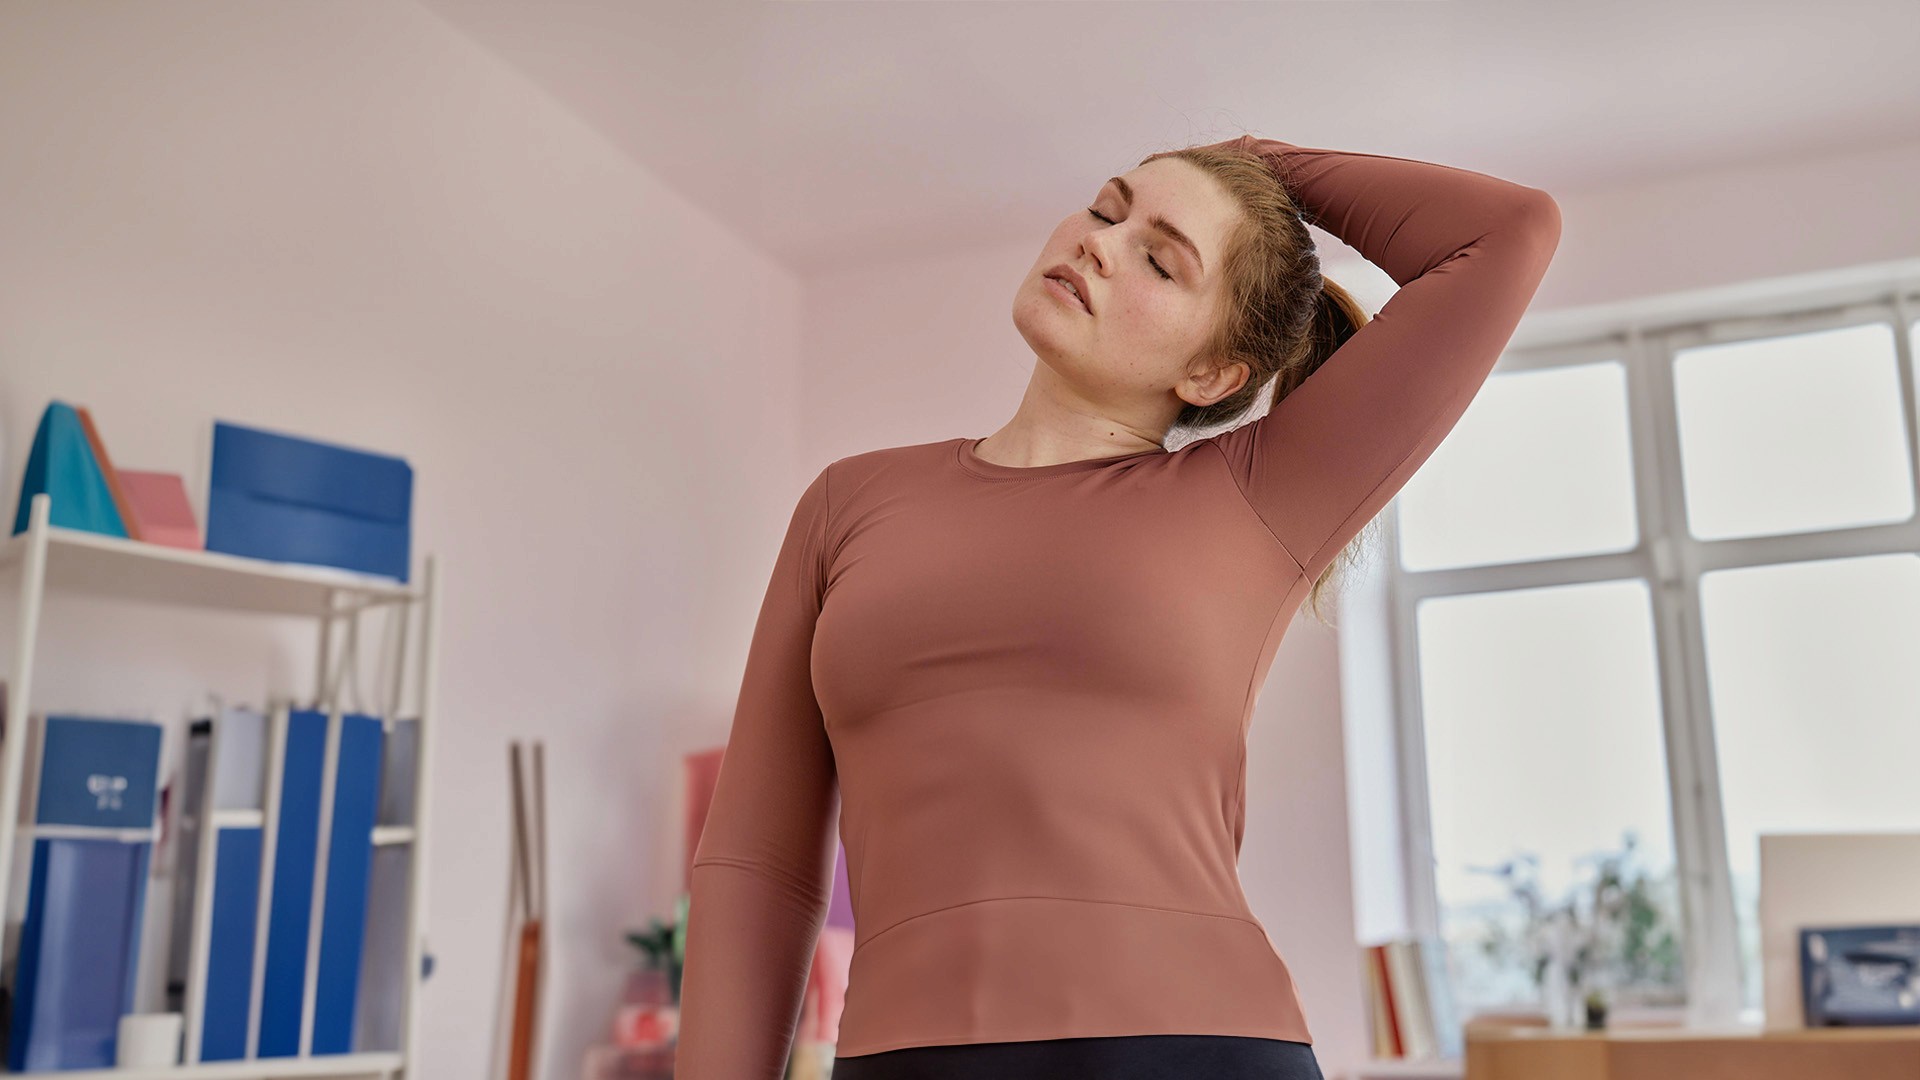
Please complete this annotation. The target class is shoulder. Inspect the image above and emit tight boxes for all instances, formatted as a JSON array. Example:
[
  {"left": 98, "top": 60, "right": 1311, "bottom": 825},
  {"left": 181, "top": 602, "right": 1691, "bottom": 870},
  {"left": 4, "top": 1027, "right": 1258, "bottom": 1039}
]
[
  {"left": 793, "top": 438, "right": 961, "bottom": 529},
  {"left": 820, "top": 437, "right": 960, "bottom": 491}
]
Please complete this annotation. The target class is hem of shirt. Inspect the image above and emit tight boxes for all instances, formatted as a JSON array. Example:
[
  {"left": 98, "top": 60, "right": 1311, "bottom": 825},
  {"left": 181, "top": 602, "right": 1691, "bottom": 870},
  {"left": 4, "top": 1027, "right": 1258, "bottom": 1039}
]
[
  {"left": 834, "top": 894, "right": 1314, "bottom": 1056},
  {"left": 833, "top": 1026, "right": 1317, "bottom": 1058}
]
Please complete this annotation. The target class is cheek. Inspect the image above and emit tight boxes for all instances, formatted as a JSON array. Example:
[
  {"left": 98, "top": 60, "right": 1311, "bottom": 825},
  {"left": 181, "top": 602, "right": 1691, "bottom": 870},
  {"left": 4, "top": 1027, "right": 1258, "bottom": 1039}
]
[{"left": 1110, "top": 285, "right": 1188, "bottom": 338}]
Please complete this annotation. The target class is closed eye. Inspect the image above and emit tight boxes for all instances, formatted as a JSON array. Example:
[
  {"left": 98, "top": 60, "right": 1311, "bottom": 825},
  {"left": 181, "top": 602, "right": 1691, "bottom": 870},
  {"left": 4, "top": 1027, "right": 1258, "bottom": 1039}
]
[{"left": 1086, "top": 208, "right": 1174, "bottom": 281}]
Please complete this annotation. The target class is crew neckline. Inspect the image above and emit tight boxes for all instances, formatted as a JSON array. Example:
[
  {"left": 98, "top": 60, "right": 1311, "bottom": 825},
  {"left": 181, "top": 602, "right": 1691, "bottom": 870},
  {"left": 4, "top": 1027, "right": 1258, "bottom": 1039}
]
[{"left": 954, "top": 436, "right": 1168, "bottom": 480}]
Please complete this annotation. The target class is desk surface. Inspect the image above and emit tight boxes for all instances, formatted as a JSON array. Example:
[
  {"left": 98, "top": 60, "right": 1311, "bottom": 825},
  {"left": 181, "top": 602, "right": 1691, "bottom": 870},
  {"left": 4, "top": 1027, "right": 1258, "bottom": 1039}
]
[
  {"left": 1464, "top": 1023, "right": 1920, "bottom": 1080},
  {"left": 1470, "top": 1023, "right": 1920, "bottom": 1042}
]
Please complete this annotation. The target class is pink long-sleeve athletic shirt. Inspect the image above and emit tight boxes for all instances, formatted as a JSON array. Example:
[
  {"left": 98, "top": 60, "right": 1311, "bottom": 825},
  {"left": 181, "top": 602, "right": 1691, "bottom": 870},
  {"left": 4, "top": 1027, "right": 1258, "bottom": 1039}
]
[{"left": 677, "top": 135, "right": 1562, "bottom": 1077}]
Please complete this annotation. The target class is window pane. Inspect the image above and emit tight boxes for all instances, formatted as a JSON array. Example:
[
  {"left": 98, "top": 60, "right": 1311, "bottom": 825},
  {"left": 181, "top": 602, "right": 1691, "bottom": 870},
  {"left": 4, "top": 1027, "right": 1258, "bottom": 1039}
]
[
  {"left": 1698, "top": 554, "right": 1920, "bottom": 1016},
  {"left": 1398, "top": 361, "right": 1638, "bottom": 572},
  {"left": 1416, "top": 580, "right": 1685, "bottom": 1014},
  {"left": 1673, "top": 322, "right": 1912, "bottom": 540}
]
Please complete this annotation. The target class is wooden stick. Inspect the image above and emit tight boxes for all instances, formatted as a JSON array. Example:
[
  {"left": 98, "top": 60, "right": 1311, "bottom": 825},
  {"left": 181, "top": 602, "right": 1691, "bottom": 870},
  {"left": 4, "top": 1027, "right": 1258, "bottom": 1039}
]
[
  {"left": 531, "top": 741, "right": 547, "bottom": 920},
  {"left": 509, "top": 742, "right": 533, "bottom": 918},
  {"left": 505, "top": 742, "right": 538, "bottom": 1080},
  {"left": 506, "top": 919, "right": 541, "bottom": 1080}
]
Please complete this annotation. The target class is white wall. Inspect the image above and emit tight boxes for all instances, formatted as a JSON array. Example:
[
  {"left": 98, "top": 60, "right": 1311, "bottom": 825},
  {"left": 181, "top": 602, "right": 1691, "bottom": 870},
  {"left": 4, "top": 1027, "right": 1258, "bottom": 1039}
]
[{"left": 0, "top": 2, "right": 806, "bottom": 1077}]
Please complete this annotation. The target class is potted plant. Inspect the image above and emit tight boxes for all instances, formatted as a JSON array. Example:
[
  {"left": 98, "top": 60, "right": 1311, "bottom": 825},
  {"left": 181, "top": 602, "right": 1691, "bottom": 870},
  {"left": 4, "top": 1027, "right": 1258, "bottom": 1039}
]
[
  {"left": 1472, "top": 830, "right": 1683, "bottom": 1030},
  {"left": 1584, "top": 986, "right": 1609, "bottom": 1030},
  {"left": 608, "top": 891, "right": 690, "bottom": 1058},
  {"left": 626, "top": 891, "right": 689, "bottom": 1005}
]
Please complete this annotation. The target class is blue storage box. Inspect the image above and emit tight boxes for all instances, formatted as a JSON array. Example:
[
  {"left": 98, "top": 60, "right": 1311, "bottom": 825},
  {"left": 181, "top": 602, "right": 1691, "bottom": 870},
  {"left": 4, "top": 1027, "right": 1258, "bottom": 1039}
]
[
  {"left": 35, "top": 716, "right": 163, "bottom": 829},
  {"left": 204, "top": 421, "right": 412, "bottom": 582}
]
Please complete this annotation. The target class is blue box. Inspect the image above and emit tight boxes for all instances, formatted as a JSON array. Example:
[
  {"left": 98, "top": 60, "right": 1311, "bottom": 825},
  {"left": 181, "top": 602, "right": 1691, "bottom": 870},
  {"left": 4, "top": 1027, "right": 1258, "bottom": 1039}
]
[
  {"left": 35, "top": 716, "right": 163, "bottom": 830},
  {"left": 205, "top": 421, "right": 412, "bottom": 582}
]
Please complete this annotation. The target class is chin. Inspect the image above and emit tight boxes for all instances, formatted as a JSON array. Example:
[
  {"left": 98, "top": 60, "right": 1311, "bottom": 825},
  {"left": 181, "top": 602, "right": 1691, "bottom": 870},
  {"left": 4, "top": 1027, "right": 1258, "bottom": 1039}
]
[{"left": 1011, "top": 280, "right": 1078, "bottom": 354}]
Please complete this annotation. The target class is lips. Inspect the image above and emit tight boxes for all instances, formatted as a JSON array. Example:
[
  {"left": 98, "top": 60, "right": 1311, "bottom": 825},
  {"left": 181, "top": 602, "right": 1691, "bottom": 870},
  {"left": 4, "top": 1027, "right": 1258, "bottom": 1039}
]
[
  {"left": 1045, "top": 264, "right": 1092, "bottom": 314},
  {"left": 1046, "top": 275, "right": 1090, "bottom": 313}
]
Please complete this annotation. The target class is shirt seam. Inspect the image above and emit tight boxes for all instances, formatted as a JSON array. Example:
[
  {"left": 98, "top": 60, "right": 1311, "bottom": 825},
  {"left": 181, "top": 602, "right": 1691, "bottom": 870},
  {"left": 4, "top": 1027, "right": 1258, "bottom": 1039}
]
[
  {"left": 689, "top": 854, "right": 833, "bottom": 904},
  {"left": 839, "top": 1026, "right": 1313, "bottom": 1057},
  {"left": 953, "top": 438, "right": 1167, "bottom": 482},
  {"left": 852, "top": 893, "right": 1267, "bottom": 955},
  {"left": 823, "top": 457, "right": 837, "bottom": 542},
  {"left": 818, "top": 458, "right": 841, "bottom": 591},
  {"left": 1293, "top": 405, "right": 1452, "bottom": 574},
  {"left": 1202, "top": 439, "right": 1306, "bottom": 573}
]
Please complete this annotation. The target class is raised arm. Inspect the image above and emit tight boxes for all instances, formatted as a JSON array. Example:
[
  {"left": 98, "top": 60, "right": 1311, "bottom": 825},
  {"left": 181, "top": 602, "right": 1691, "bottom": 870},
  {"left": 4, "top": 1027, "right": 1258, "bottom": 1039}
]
[
  {"left": 1198, "top": 135, "right": 1562, "bottom": 581},
  {"left": 676, "top": 464, "right": 841, "bottom": 1080}
]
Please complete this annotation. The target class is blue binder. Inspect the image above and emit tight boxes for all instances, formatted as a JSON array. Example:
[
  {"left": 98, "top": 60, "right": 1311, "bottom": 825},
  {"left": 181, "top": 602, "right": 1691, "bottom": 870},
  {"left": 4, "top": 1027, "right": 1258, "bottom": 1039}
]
[
  {"left": 9, "top": 401, "right": 128, "bottom": 538},
  {"left": 313, "top": 715, "right": 383, "bottom": 1054},
  {"left": 9, "top": 839, "right": 151, "bottom": 1071},
  {"left": 6, "top": 715, "right": 162, "bottom": 1071},
  {"left": 256, "top": 709, "right": 383, "bottom": 1057},
  {"left": 201, "top": 828, "right": 263, "bottom": 1060},
  {"left": 256, "top": 709, "right": 325, "bottom": 1058},
  {"left": 204, "top": 421, "right": 412, "bottom": 582}
]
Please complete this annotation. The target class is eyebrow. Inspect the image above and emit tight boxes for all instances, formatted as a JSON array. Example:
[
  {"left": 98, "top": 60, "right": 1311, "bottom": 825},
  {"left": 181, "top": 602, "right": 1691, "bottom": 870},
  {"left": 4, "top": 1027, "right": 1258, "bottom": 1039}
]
[{"left": 1106, "top": 176, "right": 1205, "bottom": 277}]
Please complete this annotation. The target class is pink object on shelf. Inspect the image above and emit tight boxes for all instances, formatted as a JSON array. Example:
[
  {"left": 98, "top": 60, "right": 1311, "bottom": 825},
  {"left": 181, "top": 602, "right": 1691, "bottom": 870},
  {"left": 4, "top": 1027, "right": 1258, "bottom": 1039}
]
[
  {"left": 116, "top": 470, "right": 202, "bottom": 549},
  {"left": 612, "top": 966, "right": 678, "bottom": 1049}
]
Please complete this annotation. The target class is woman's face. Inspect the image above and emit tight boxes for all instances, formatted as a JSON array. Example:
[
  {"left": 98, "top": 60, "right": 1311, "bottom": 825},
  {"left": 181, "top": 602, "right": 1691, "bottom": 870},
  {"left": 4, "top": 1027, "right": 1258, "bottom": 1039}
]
[{"left": 1012, "top": 156, "right": 1244, "bottom": 414}]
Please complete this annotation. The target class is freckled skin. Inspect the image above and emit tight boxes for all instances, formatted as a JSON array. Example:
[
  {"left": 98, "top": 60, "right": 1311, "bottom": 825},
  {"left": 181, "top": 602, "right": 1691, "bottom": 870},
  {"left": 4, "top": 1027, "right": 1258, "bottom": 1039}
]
[{"left": 1003, "top": 157, "right": 1247, "bottom": 457}]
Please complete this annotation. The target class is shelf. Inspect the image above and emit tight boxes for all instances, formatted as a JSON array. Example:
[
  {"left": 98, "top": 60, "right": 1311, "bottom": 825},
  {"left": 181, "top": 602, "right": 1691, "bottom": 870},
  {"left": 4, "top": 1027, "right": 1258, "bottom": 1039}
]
[
  {"left": 0, "top": 1051, "right": 402, "bottom": 1079},
  {"left": 0, "top": 526, "right": 416, "bottom": 617},
  {"left": 0, "top": 496, "right": 438, "bottom": 1077}
]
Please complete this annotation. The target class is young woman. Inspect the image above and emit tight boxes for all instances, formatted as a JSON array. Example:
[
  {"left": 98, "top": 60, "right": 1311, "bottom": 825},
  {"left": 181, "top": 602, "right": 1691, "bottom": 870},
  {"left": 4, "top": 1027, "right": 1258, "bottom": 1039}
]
[{"left": 676, "top": 133, "right": 1562, "bottom": 1080}]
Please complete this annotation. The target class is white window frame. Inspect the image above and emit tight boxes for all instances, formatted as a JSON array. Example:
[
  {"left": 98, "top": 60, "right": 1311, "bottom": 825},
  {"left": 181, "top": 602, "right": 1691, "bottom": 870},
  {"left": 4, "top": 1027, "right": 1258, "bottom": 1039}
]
[{"left": 1385, "top": 271, "right": 1920, "bottom": 1028}]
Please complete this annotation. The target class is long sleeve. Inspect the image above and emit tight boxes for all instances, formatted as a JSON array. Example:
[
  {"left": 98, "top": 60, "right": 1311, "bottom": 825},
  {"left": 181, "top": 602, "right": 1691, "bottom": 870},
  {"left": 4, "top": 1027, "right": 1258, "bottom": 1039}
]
[
  {"left": 676, "top": 464, "right": 841, "bottom": 1080},
  {"left": 1200, "top": 135, "right": 1563, "bottom": 582}
]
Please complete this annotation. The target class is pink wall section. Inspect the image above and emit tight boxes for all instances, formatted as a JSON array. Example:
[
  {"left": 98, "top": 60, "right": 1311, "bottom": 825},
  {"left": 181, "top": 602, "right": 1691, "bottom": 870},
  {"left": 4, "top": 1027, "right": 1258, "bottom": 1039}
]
[{"left": 0, "top": 4, "right": 804, "bottom": 1079}]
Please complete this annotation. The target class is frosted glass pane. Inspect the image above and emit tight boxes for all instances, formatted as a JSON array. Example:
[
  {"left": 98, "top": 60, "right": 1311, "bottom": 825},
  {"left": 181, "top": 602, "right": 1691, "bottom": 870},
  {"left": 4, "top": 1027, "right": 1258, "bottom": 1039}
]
[
  {"left": 1699, "top": 554, "right": 1920, "bottom": 1016},
  {"left": 1416, "top": 580, "right": 1683, "bottom": 1011},
  {"left": 1673, "top": 323, "right": 1912, "bottom": 540},
  {"left": 1399, "top": 362, "right": 1638, "bottom": 571}
]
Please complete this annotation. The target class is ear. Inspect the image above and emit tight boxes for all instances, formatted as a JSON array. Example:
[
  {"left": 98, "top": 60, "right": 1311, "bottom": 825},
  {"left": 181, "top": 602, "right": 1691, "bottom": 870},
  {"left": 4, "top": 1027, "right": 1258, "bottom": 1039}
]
[{"left": 1177, "top": 356, "right": 1251, "bottom": 409}]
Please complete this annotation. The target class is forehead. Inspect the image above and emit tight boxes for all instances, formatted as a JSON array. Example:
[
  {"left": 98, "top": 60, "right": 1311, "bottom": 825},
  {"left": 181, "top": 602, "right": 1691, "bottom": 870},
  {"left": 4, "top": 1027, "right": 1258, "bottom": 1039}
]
[{"left": 1113, "top": 158, "right": 1239, "bottom": 263}]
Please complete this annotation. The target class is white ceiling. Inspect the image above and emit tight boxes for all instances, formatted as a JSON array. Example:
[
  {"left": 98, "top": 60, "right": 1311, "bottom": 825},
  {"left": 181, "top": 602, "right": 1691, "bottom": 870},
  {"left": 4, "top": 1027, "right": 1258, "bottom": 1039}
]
[{"left": 417, "top": 0, "right": 1920, "bottom": 277}]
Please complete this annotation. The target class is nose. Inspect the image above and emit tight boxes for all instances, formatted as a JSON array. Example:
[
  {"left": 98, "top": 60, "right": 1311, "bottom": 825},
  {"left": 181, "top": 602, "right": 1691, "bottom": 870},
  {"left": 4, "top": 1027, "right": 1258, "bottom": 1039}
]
[{"left": 1079, "top": 224, "right": 1112, "bottom": 275}]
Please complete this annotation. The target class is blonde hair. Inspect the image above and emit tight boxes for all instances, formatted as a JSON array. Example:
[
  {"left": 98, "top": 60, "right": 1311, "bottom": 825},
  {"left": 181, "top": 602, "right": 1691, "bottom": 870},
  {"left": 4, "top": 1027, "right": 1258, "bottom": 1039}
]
[{"left": 1144, "top": 139, "right": 1381, "bottom": 626}]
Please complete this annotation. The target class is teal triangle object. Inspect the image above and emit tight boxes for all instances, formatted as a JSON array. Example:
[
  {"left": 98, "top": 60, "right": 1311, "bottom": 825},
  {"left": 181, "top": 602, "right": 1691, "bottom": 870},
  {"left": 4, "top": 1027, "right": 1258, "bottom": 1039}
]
[{"left": 10, "top": 400, "right": 129, "bottom": 538}]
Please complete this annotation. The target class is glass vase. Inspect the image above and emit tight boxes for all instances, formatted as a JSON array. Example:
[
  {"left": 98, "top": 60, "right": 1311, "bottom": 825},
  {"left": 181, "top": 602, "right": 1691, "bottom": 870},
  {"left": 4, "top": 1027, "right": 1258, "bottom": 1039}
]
[{"left": 1541, "top": 956, "right": 1583, "bottom": 1031}]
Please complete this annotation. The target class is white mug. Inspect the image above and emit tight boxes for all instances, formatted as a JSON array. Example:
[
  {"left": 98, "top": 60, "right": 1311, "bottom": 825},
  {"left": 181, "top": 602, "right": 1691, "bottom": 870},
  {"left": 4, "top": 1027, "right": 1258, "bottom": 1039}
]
[{"left": 116, "top": 1012, "right": 182, "bottom": 1068}]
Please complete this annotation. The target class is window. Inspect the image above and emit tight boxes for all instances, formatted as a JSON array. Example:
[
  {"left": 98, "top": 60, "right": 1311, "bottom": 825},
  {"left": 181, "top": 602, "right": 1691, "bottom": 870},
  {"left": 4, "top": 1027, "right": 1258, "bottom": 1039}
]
[
  {"left": 1387, "top": 292, "right": 1920, "bottom": 1026},
  {"left": 1398, "top": 361, "right": 1638, "bottom": 572},
  {"left": 1415, "top": 579, "right": 1681, "bottom": 1008},
  {"left": 1698, "top": 553, "right": 1920, "bottom": 1012},
  {"left": 1672, "top": 323, "right": 1911, "bottom": 541}
]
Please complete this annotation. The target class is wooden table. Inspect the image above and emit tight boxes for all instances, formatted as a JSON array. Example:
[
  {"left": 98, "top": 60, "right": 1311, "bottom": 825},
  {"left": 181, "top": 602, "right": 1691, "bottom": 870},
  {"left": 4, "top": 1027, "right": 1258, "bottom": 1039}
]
[{"left": 1465, "top": 1023, "right": 1920, "bottom": 1080}]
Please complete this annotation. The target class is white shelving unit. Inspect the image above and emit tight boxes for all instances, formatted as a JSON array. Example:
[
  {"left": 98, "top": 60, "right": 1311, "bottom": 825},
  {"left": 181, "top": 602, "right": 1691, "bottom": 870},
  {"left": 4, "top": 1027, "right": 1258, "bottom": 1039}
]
[{"left": 0, "top": 493, "right": 441, "bottom": 1079}]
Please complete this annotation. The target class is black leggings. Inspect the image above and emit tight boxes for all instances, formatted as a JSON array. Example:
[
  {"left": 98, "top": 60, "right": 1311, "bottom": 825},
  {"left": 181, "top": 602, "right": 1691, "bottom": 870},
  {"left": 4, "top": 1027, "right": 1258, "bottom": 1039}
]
[{"left": 831, "top": 1034, "right": 1325, "bottom": 1080}]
